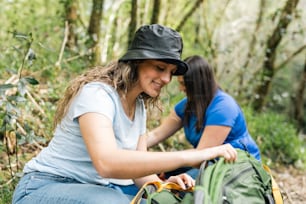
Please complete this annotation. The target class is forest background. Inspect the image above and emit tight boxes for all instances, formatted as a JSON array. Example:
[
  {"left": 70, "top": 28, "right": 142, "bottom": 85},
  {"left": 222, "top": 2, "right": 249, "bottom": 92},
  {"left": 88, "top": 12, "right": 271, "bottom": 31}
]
[{"left": 0, "top": 0, "right": 305, "bottom": 203}]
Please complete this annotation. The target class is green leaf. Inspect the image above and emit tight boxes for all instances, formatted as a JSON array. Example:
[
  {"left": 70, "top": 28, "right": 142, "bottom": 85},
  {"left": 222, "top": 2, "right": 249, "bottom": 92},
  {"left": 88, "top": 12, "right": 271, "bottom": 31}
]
[
  {"left": 24, "top": 77, "right": 39, "bottom": 85},
  {"left": 13, "top": 31, "right": 28, "bottom": 41},
  {"left": 0, "top": 84, "right": 15, "bottom": 91}
]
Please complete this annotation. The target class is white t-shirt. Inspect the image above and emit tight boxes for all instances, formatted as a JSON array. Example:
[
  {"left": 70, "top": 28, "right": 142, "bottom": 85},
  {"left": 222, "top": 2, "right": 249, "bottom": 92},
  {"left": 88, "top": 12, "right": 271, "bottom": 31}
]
[{"left": 24, "top": 82, "right": 146, "bottom": 185}]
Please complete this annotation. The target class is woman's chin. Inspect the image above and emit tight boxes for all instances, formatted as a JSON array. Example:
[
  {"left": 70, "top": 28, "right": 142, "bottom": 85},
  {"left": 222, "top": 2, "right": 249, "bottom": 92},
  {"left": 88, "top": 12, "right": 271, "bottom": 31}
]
[{"left": 146, "top": 90, "right": 160, "bottom": 98}]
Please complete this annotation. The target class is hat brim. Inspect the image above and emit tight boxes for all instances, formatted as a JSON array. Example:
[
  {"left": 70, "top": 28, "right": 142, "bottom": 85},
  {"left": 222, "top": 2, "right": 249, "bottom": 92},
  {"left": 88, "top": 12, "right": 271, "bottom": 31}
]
[{"left": 119, "top": 49, "right": 188, "bottom": 76}]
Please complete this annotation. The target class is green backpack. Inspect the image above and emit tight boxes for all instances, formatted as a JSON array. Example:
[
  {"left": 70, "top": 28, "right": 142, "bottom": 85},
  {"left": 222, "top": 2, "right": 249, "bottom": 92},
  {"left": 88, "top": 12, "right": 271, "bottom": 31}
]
[
  {"left": 194, "top": 149, "right": 276, "bottom": 204},
  {"left": 131, "top": 149, "right": 282, "bottom": 204}
]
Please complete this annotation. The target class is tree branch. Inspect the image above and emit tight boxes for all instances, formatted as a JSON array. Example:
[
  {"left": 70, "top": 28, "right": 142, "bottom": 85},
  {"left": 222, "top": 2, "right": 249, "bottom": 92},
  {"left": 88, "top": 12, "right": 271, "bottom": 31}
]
[{"left": 55, "top": 21, "right": 69, "bottom": 69}]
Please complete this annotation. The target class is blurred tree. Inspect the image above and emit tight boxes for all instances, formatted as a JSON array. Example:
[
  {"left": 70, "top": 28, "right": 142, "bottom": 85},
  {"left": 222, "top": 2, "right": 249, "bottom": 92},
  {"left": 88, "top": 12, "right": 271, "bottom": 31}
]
[
  {"left": 293, "top": 56, "right": 306, "bottom": 131},
  {"left": 88, "top": 0, "right": 104, "bottom": 65},
  {"left": 202, "top": 0, "right": 230, "bottom": 74},
  {"left": 176, "top": 0, "right": 204, "bottom": 32},
  {"left": 127, "top": 0, "right": 138, "bottom": 47},
  {"left": 151, "top": 0, "right": 160, "bottom": 24},
  {"left": 252, "top": 0, "right": 300, "bottom": 111},
  {"left": 64, "top": 0, "right": 79, "bottom": 49},
  {"left": 101, "top": 0, "right": 124, "bottom": 63},
  {"left": 237, "top": 0, "right": 264, "bottom": 96}
]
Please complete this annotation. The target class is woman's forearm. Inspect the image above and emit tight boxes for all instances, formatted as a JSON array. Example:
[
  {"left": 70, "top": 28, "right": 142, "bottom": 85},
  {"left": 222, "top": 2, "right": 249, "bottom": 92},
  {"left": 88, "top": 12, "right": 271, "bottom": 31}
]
[{"left": 94, "top": 144, "right": 236, "bottom": 179}]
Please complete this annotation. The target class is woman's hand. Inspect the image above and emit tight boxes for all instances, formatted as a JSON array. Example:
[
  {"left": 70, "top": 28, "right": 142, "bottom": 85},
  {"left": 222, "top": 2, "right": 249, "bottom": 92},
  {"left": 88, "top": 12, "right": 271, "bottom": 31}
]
[
  {"left": 211, "top": 143, "right": 237, "bottom": 162},
  {"left": 166, "top": 173, "right": 195, "bottom": 189}
]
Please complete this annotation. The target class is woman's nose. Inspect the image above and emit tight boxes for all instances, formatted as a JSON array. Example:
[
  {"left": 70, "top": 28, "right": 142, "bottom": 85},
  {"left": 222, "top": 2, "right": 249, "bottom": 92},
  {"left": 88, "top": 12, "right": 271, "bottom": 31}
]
[{"left": 161, "top": 72, "right": 172, "bottom": 84}]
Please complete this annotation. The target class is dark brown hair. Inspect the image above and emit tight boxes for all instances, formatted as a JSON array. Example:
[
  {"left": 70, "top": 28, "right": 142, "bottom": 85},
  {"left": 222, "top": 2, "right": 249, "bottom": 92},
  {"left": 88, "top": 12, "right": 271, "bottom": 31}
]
[{"left": 183, "top": 55, "right": 218, "bottom": 132}]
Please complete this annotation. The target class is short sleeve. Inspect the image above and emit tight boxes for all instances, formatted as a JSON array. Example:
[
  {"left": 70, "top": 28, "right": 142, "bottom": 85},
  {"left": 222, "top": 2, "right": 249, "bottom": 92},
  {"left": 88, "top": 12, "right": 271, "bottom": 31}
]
[
  {"left": 174, "top": 97, "right": 187, "bottom": 119},
  {"left": 71, "top": 83, "right": 116, "bottom": 122}
]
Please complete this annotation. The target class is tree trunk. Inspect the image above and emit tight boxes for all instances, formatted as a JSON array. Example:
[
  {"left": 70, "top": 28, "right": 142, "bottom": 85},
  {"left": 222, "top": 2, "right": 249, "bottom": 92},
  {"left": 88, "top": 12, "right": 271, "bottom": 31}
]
[
  {"left": 176, "top": 0, "right": 204, "bottom": 32},
  {"left": 101, "top": 0, "right": 124, "bottom": 63},
  {"left": 204, "top": 0, "right": 230, "bottom": 76},
  {"left": 127, "top": 0, "right": 138, "bottom": 47},
  {"left": 237, "top": 0, "right": 264, "bottom": 96},
  {"left": 108, "top": 15, "right": 118, "bottom": 60},
  {"left": 293, "top": 57, "right": 306, "bottom": 132},
  {"left": 194, "top": 19, "right": 200, "bottom": 45},
  {"left": 88, "top": 0, "right": 104, "bottom": 65},
  {"left": 64, "top": 0, "right": 78, "bottom": 49},
  {"left": 150, "top": 0, "right": 160, "bottom": 24},
  {"left": 252, "top": 0, "right": 299, "bottom": 111}
]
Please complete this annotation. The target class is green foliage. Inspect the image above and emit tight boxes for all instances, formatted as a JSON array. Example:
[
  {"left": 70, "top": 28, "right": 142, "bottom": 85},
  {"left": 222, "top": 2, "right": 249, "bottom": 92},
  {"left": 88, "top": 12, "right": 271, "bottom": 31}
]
[
  {"left": 0, "top": 29, "right": 49, "bottom": 204},
  {"left": 0, "top": 183, "right": 15, "bottom": 204},
  {"left": 243, "top": 106, "right": 305, "bottom": 167}
]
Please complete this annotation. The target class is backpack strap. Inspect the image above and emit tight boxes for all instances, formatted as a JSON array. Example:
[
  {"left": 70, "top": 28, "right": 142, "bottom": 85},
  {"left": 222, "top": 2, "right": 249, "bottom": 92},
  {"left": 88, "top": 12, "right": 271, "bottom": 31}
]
[
  {"left": 196, "top": 160, "right": 217, "bottom": 184},
  {"left": 263, "top": 165, "right": 284, "bottom": 204},
  {"left": 146, "top": 181, "right": 194, "bottom": 192},
  {"left": 130, "top": 182, "right": 157, "bottom": 204},
  {"left": 130, "top": 181, "right": 194, "bottom": 204}
]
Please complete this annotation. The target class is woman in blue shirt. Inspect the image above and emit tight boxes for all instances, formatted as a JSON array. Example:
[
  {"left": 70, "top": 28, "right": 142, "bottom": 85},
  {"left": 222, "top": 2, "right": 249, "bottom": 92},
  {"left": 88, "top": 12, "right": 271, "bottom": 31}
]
[{"left": 147, "top": 55, "right": 261, "bottom": 177}]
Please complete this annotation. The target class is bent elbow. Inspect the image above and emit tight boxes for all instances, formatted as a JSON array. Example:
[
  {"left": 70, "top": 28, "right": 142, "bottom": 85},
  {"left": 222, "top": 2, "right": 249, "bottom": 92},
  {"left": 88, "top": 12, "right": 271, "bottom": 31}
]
[{"left": 96, "top": 163, "right": 115, "bottom": 178}]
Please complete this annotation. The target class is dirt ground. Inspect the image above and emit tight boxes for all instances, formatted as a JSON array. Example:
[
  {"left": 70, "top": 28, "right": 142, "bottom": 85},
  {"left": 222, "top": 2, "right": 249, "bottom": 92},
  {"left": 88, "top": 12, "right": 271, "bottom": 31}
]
[{"left": 272, "top": 165, "right": 306, "bottom": 204}]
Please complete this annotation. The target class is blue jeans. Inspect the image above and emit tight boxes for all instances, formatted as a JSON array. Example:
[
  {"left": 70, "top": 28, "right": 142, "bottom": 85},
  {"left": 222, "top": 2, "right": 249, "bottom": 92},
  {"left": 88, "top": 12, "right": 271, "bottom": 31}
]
[{"left": 12, "top": 172, "right": 144, "bottom": 204}]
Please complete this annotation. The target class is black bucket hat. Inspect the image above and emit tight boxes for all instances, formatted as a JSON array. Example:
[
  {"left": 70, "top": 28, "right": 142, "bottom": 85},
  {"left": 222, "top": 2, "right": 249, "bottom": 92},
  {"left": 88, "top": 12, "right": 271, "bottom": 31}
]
[{"left": 119, "top": 24, "right": 188, "bottom": 75}]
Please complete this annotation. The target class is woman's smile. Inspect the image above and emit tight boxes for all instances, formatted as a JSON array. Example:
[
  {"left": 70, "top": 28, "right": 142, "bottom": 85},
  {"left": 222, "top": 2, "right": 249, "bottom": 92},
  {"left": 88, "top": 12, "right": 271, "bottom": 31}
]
[{"left": 136, "top": 60, "right": 177, "bottom": 97}]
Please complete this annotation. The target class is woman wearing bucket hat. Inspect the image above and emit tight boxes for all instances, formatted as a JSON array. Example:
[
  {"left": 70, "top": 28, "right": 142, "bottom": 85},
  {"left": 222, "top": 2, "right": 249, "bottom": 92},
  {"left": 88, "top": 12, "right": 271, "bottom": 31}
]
[{"left": 12, "top": 25, "right": 237, "bottom": 204}]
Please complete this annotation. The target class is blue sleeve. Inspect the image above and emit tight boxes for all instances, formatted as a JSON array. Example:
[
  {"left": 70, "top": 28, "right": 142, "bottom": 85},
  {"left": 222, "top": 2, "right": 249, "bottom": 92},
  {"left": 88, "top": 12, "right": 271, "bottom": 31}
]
[
  {"left": 174, "top": 97, "right": 187, "bottom": 119},
  {"left": 205, "top": 93, "right": 239, "bottom": 127}
]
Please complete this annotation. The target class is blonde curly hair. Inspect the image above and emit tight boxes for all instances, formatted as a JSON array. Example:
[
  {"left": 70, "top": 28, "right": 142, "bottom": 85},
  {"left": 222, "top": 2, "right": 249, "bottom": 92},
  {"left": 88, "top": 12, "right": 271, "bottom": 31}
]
[{"left": 53, "top": 60, "right": 159, "bottom": 128}]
